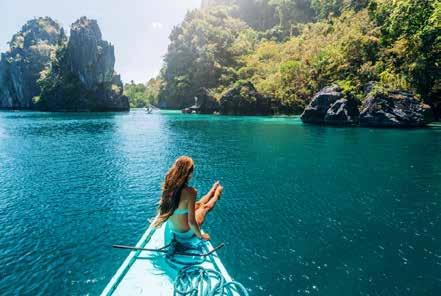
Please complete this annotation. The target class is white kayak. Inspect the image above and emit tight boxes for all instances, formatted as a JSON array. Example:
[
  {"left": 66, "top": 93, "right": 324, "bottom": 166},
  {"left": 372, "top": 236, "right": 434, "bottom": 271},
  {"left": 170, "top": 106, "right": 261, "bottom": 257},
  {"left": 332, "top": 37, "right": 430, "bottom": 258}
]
[{"left": 101, "top": 222, "right": 246, "bottom": 295}]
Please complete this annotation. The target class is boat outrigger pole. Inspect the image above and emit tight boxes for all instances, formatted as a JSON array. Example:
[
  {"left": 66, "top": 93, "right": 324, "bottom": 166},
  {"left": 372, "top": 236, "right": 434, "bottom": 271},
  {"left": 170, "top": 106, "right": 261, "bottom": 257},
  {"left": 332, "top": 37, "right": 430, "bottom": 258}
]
[{"left": 112, "top": 242, "right": 225, "bottom": 257}]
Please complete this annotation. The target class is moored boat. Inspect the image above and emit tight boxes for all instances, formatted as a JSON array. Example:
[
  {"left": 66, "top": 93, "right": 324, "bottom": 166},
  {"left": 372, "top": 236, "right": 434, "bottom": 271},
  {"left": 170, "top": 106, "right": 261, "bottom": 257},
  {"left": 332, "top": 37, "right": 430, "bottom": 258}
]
[{"left": 101, "top": 222, "right": 247, "bottom": 295}]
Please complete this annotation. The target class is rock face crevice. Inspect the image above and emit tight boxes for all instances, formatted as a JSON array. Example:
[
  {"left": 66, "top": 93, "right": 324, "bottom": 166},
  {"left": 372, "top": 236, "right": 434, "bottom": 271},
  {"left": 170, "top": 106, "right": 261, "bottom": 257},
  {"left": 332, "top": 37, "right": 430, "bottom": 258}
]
[
  {"left": 0, "top": 17, "right": 65, "bottom": 109},
  {"left": 324, "top": 97, "right": 360, "bottom": 125},
  {"left": 300, "top": 85, "right": 344, "bottom": 124}
]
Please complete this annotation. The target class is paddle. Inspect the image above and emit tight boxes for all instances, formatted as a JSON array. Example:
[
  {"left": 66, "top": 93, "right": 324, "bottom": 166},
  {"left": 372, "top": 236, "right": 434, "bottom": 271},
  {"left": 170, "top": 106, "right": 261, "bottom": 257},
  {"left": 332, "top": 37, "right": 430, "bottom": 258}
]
[{"left": 112, "top": 242, "right": 225, "bottom": 257}]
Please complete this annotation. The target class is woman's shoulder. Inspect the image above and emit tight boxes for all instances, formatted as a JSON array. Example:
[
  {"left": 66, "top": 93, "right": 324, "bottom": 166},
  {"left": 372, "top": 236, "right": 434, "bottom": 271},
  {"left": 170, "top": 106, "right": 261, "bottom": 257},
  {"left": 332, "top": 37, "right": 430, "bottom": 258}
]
[{"left": 182, "top": 186, "right": 197, "bottom": 196}]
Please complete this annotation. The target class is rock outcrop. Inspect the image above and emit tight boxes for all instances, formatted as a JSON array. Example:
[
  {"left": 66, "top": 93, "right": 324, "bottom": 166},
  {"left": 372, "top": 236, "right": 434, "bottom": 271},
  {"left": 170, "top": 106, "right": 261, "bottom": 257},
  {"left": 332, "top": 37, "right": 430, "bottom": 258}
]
[
  {"left": 219, "top": 81, "right": 271, "bottom": 115},
  {"left": 67, "top": 17, "right": 115, "bottom": 89},
  {"left": 198, "top": 88, "right": 219, "bottom": 114},
  {"left": 300, "top": 83, "right": 433, "bottom": 127},
  {"left": 0, "top": 17, "right": 65, "bottom": 109},
  {"left": 300, "top": 85, "right": 343, "bottom": 124},
  {"left": 433, "top": 102, "right": 441, "bottom": 121},
  {"left": 324, "top": 98, "right": 360, "bottom": 125},
  {"left": 36, "top": 17, "right": 129, "bottom": 111},
  {"left": 359, "top": 89, "right": 433, "bottom": 127}
]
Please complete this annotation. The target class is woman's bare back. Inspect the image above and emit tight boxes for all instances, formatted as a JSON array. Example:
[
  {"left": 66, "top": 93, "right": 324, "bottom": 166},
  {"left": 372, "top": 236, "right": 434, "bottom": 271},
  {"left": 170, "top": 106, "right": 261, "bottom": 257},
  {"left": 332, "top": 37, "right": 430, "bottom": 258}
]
[{"left": 168, "top": 187, "right": 194, "bottom": 232}]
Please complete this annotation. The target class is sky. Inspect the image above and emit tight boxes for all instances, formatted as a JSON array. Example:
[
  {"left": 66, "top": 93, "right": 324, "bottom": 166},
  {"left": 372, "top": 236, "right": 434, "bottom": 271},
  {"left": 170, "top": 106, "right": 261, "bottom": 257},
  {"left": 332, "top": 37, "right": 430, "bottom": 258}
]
[{"left": 0, "top": 0, "right": 201, "bottom": 83}]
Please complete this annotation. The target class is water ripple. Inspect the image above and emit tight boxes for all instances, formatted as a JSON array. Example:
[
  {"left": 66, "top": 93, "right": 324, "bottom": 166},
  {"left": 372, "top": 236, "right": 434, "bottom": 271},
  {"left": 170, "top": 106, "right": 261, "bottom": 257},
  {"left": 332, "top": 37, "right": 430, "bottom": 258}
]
[{"left": 0, "top": 111, "right": 440, "bottom": 295}]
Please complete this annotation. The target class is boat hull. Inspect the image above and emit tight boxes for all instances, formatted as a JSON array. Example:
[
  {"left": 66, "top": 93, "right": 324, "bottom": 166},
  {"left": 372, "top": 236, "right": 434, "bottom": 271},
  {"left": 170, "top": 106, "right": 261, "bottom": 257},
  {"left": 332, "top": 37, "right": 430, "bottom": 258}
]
[{"left": 101, "top": 224, "right": 235, "bottom": 295}]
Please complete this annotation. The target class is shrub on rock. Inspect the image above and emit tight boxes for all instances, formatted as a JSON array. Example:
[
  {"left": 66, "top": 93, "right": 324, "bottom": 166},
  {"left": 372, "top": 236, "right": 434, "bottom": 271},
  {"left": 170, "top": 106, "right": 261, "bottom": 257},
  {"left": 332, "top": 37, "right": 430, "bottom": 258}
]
[{"left": 219, "top": 81, "right": 271, "bottom": 115}]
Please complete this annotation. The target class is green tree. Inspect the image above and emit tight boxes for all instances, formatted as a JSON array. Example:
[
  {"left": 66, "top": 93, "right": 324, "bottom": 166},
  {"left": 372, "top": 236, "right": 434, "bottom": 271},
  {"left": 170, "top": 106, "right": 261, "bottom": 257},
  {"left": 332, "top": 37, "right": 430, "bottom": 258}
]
[
  {"left": 159, "top": 0, "right": 440, "bottom": 116},
  {"left": 370, "top": 0, "right": 440, "bottom": 112},
  {"left": 158, "top": 7, "right": 251, "bottom": 108},
  {"left": 124, "top": 77, "right": 161, "bottom": 108}
]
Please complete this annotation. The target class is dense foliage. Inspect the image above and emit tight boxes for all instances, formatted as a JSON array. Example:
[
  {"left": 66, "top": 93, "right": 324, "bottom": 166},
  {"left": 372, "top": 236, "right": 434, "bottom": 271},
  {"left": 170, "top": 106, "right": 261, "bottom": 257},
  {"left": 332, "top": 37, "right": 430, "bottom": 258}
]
[
  {"left": 36, "top": 45, "right": 84, "bottom": 109},
  {"left": 148, "top": 0, "right": 440, "bottom": 117},
  {"left": 157, "top": 6, "right": 252, "bottom": 108},
  {"left": 124, "top": 78, "right": 161, "bottom": 108},
  {"left": 369, "top": 0, "right": 440, "bottom": 109}
]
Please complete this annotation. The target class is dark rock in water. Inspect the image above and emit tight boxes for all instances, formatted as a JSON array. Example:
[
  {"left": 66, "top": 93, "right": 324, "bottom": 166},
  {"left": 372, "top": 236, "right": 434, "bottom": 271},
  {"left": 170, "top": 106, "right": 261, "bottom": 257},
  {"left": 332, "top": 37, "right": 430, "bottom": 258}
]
[
  {"left": 198, "top": 88, "right": 219, "bottom": 114},
  {"left": 433, "top": 102, "right": 441, "bottom": 121},
  {"left": 300, "top": 85, "right": 342, "bottom": 123},
  {"left": 324, "top": 97, "right": 360, "bottom": 125},
  {"left": 219, "top": 81, "right": 271, "bottom": 115},
  {"left": 37, "top": 17, "right": 129, "bottom": 111},
  {"left": 0, "top": 17, "right": 65, "bottom": 109},
  {"left": 360, "top": 90, "right": 433, "bottom": 127}
]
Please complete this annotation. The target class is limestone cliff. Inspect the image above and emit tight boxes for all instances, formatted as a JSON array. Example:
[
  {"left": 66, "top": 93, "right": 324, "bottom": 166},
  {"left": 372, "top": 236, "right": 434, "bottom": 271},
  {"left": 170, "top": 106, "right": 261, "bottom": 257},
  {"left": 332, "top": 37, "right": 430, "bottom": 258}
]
[
  {"left": 67, "top": 17, "right": 116, "bottom": 89},
  {"left": 0, "top": 17, "right": 65, "bottom": 109},
  {"left": 37, "top": 17, "right": 129, "bottom": 111}
]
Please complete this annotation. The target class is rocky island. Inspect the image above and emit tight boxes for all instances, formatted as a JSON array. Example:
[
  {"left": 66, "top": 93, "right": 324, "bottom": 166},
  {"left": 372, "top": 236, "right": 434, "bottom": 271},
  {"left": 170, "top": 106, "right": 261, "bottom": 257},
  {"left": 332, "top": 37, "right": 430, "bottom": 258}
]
[
  {"left": 300, "top": 83, "right": 433, "bottom": 127},
  {"left": 0, "top": 17, "right": 129, "bottom": 112}
]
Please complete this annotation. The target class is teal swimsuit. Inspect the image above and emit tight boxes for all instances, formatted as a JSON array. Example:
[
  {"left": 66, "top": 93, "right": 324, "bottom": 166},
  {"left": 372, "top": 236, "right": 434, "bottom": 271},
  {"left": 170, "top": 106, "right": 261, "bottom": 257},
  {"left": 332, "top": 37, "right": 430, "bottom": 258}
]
[
  {"left": 165, "top": 187, "right": 198, "bottom": 244},
  {"left": 165, "top": 209, "right": 196, "bottom": 244}
]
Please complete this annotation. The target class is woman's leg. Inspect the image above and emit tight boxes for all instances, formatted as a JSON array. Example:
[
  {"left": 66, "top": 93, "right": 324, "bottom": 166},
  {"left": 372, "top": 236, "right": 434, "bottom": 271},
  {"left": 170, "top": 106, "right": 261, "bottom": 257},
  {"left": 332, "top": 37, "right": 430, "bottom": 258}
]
[
  {"left": 196, "top": 185, "right": 223, "bottom": 225},
  {"left": 196, "top": 181, "right": 219, "bottom": 207}
]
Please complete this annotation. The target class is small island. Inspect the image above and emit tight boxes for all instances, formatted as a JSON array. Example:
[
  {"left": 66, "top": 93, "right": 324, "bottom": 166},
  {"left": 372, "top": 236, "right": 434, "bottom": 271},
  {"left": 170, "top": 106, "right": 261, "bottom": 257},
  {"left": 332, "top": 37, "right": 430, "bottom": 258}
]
[{"left": 0, "top": 17, "right": 129, "bottom": 112}]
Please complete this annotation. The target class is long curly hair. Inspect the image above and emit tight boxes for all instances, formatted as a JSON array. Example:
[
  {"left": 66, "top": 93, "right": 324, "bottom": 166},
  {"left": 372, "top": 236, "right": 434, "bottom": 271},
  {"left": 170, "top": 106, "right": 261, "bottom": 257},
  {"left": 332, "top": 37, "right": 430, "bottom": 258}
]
[{"left": 152, "top": 156, "right": 194, "bottom": 227}]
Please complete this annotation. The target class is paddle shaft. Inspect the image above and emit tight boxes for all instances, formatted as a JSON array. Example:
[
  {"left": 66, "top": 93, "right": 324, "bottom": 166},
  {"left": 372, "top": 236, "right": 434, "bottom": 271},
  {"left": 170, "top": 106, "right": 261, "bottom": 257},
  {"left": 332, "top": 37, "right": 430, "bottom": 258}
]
[{"left": 113, "top": 244, "right": 167, "bottom": 253}]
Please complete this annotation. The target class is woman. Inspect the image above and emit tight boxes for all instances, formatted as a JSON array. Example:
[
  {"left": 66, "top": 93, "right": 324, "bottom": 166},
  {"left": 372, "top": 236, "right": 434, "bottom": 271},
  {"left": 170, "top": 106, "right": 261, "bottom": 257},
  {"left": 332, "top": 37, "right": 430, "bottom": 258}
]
[{"left": 152, "top": 156, "right": 223, "bottom": 243}]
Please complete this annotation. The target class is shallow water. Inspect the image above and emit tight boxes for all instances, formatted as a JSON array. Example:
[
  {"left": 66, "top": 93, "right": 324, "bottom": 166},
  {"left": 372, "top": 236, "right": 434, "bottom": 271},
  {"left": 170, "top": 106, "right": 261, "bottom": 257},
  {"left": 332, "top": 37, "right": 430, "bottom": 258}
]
[{"left": 0, "top": 110, "right": 440, "bottom": 296}]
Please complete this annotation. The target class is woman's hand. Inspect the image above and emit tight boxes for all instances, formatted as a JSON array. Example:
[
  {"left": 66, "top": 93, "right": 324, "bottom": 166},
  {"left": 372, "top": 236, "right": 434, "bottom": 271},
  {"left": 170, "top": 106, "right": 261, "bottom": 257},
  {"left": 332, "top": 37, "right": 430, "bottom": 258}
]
[{"left": 200, "top": 233, "right": 210, "bottom": 241}]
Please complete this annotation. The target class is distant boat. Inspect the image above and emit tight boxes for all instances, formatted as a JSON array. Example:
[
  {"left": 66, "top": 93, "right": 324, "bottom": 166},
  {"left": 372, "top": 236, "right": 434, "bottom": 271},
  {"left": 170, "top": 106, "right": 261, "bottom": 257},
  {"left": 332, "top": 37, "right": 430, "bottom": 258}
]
[
  {"left": 182, "top": 106, "right": 199, "bottom": 114},
  {"left": 182, "top": 96, "right": 201, "bottom": 114},
  {"left": 144, "top": 106, "right": 154, "bottom": 114}
]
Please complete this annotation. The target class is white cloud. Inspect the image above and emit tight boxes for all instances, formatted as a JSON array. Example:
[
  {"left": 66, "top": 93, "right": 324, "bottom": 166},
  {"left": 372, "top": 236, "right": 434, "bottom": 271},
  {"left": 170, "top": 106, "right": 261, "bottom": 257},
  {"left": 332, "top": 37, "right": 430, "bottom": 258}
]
[{"left": 151, "top": 22, "right": 163, "bottom": 29}]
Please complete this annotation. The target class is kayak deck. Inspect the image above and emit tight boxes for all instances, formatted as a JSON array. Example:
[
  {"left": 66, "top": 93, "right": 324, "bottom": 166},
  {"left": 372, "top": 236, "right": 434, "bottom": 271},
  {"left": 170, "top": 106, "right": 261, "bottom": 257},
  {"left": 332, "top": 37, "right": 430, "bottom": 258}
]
[{"left": 101, "top": 224, "right": 234, "bottom": 295}]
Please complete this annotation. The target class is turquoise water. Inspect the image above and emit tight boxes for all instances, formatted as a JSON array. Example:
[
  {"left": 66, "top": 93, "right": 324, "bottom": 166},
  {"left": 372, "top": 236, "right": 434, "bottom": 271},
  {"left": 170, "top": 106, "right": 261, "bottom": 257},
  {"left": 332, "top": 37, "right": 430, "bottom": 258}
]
[{"left": 0, "top": 110, "right": 440, "bottom": 296}]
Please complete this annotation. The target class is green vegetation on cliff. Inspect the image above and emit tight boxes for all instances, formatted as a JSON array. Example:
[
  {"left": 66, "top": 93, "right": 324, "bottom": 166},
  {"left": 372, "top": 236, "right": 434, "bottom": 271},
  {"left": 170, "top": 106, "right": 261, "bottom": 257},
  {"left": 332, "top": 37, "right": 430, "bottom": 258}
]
[
  {"left": 124, "top": 78, "right": 161, "bottom": 108},
  {"left": 151, "top": 0, "right": 440, "bottom": 117},
  {"left": 36, "top": 17, "right": 129, "bottom": 111},
  {"left": 0, "top": 17, "right": 65, "bottom": 109},
  {"left": 1, "top": 17, "right": 129, "bottom": 112},
  {"left": 157, "top": 6, "right": 251, "bottom": 109}
]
